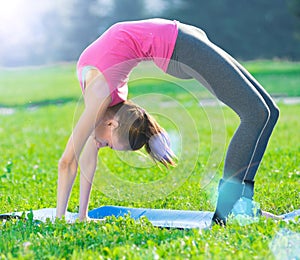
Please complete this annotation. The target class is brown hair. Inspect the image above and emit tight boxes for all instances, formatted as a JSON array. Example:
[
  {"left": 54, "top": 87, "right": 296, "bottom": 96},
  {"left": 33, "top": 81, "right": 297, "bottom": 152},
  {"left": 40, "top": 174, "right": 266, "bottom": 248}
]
[{"left": 106, "top": 100, "right": 176, "bottom": 167}]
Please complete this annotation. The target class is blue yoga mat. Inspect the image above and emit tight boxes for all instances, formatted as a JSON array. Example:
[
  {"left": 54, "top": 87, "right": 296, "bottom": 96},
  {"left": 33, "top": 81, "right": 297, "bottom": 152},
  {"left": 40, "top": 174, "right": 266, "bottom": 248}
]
[
  {"left": 88, "top": 206, "right": 300, "bottom": 228},
  {"left": 89, "top": 206, "right": 214, "bottom": 229},
  {"left": 1, "top": 206, "right": 299, "bottom": 229}
]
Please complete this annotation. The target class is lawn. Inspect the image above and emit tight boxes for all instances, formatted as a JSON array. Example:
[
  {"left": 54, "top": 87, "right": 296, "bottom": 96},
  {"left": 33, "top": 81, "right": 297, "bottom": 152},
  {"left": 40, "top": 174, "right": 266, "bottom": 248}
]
[{"left": 0, "top": 61, "right": 299, "bottom": 259}]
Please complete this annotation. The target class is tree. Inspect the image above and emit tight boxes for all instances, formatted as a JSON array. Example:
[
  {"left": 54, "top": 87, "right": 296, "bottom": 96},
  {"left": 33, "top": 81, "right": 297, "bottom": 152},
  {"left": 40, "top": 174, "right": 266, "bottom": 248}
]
[
  {"left": 166, "top": 0, "right": 300, "bottom": 60},
  {"left": 287, "top": 0, "right": 300, "bottom": 17}
]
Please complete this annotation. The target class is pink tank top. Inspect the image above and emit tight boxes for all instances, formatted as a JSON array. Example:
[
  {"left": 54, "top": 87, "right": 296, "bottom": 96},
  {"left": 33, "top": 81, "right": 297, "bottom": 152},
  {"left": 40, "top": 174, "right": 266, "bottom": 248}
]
[{"left": 77, "top": 18, "right": 179, "bottom": 106}]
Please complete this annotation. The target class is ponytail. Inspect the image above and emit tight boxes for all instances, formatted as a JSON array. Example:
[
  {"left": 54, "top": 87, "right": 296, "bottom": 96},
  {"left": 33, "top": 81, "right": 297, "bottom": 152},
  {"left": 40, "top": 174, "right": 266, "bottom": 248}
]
[{"left": 143, "top": 113, "right": 176, "bottom": 167}]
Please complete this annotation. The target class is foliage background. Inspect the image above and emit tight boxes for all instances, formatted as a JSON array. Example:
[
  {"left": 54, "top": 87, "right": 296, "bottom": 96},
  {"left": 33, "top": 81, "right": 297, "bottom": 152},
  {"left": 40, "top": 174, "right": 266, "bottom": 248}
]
[{"left": 1, "top": 0, "right": 300, "bottom": 66}]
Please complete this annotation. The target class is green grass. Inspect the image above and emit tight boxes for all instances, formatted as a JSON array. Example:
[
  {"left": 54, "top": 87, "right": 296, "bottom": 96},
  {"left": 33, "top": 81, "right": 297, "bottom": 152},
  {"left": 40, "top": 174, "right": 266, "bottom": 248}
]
[
  {"left": 0, "top": 64, "right": 80, "bottom": 106},
  {"left": 243, "top": 60, "right": 300, "bottom": 97},
  {"left": 0, "top": 61, "right": 299, "bottom": 259},
  {"left": 0, "top": 60, "right": 300, "bottom": 107}
]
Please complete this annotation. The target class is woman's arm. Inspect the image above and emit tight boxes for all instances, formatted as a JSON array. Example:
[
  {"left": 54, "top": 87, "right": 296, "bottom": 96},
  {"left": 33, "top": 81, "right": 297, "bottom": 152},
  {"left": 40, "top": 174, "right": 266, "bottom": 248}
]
[
  {"left": 56, "top": 72, "right": 111, "bottom": 218},
  {"left": 78, "top": 135, "right": 99, "bottom": 220}
]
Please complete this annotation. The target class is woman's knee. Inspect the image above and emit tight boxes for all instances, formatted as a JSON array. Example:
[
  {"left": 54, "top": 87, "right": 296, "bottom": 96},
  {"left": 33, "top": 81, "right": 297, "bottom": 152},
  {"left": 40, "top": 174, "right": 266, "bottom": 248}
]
[
  {"left": 257, "top": 103, "right": 271, "bottom": 125},
  {"left": 269, "top": 102, "right": 280, "bottom": 125},
  {"left": 245, "top": 99, "right": 279, "bottom": 130}
]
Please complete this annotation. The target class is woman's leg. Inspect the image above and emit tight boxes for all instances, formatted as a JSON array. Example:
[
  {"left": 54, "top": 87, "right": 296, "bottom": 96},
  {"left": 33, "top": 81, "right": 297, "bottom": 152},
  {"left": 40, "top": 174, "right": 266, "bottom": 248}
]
[
  {"left": 167, "top": 23, "right": 279, "bottom": 223},
  {"left": 216, "top": 52, "right": 280, "bottom": 181}
]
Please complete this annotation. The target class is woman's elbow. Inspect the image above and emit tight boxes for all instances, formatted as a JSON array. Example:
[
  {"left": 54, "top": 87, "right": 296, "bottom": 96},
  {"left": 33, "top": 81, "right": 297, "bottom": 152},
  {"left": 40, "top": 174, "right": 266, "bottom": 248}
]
[{"left": 58, "top": 157, "right": 78, "bottom": 176}]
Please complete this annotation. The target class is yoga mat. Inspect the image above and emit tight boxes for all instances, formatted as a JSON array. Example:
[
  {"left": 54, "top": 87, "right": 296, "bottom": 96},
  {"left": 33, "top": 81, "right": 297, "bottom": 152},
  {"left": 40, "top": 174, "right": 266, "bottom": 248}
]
[
  {"left": 89, "top": 206, "right": 213, "bottom": 229},
  {"left": 1, "top": 206, "right": 299, "bottom": 229}
]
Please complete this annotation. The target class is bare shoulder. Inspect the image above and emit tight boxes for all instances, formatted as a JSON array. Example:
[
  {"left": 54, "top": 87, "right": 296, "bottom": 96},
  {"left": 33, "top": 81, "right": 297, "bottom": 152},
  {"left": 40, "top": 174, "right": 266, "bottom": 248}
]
[
  {"left": 83, "top": 68, "right": 111, "bottom": 104},
  {"left": 85, "top": 68, "right": 105, "bottom": 87}
]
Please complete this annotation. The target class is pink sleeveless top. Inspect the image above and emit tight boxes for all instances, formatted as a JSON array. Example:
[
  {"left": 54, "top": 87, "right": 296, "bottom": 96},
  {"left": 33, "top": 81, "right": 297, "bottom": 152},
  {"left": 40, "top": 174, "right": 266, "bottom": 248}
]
[{"left": 77, "top": 18, "right": 178, "bottom": 106}]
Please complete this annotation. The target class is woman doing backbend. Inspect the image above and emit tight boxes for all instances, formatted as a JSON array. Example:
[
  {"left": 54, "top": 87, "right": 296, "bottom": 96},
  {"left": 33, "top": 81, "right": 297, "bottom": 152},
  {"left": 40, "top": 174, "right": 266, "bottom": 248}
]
[{"left": 56, "top": 18, "right": 279, "bottom": 225}]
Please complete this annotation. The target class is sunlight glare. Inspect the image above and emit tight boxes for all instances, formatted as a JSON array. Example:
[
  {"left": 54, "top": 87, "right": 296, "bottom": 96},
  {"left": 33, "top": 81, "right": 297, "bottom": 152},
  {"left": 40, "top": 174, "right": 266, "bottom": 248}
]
[
  {"left": 0, "top": 0, "right": 31, "bottom": 44},
  {"left": 0, "top": 0, "right": 54, "bottom": 65},
  {"left": 0, "top": 0, "right": 23, "bottom": 21}
]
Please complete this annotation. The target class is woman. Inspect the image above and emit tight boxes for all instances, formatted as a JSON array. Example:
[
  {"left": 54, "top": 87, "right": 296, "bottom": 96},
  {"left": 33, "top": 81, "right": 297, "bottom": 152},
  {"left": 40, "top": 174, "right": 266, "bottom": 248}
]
[{"left": 56, "top": 18, "right": 279, "bottom": 225}]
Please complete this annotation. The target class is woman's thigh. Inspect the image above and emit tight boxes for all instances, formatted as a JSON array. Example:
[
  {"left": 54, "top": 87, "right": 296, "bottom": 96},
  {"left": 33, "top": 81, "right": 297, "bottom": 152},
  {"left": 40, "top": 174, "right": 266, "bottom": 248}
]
[{"left": 170, "top": 23, "right": 268, "bottom": 118}]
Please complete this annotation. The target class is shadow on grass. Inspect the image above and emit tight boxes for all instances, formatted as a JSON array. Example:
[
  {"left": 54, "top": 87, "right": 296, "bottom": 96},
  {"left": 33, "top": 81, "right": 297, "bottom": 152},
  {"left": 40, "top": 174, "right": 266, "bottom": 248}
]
[
  {"left": 0, "top": 97, "right": 81, "bottom": 115},
  {"left": 0, "top": 97, "right": 80, "bottom": 109}
]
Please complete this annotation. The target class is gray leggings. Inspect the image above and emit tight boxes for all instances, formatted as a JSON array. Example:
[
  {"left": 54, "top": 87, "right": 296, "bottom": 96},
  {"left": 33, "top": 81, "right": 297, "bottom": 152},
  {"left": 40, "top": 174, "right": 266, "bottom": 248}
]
[{"left": 167, "top": 23, "right": 279, "bottom": 182}]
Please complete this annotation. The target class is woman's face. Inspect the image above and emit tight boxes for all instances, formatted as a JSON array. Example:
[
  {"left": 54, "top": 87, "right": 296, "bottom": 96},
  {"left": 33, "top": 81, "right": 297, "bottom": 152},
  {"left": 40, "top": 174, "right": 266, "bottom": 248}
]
[{"left": 94, "top": 119, "right": 130, "bottom": 151}]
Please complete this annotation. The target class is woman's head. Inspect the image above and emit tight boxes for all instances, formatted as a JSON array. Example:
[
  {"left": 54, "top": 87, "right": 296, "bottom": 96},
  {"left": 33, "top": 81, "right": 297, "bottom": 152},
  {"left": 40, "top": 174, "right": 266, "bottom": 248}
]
[{"left": 100, "top": 100, "right": 176, "bottom": 167}]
